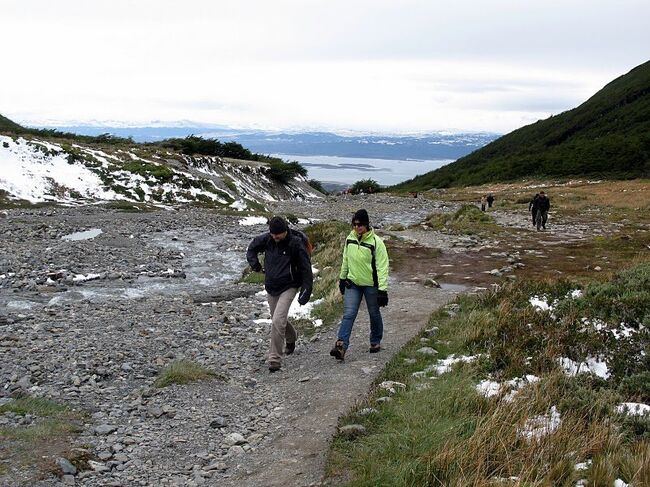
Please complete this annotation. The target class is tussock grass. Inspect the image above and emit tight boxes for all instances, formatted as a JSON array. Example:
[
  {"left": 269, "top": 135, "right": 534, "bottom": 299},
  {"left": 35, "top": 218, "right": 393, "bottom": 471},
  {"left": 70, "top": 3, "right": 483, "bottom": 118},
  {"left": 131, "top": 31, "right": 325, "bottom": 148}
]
[
  {"left": 327, "top": 261, "right": 650, "bottom": 486},
  {"left": 101, "top": 200, "right": 158, "bottom": 212},
  {"left": 154, "top": 360, "right": 219, "bottom": 388},
  {"left": 0, "top": 396, "right": 86, "bottom": 483},
  {"left": 422, "top": 204, "right": 498, "bottom": 235},
  {"left": 0, "top": 397, "right": 72, "bottom": 418},
  {"left": 305, "top": 221, "right": 350, "bottom": 326},
  {"left": 0, "top": 419, "right": 81, "bottom": 442}
]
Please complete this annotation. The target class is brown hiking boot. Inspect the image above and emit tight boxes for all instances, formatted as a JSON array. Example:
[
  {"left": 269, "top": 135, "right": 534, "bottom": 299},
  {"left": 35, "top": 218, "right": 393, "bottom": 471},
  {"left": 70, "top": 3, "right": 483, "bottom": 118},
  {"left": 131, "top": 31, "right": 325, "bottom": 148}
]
[
  {"left": 369, "top": 344, "right": 381, "bottom": 353},
  {"left": 329, "top": 340, "right": 345, "bottom": 360}
]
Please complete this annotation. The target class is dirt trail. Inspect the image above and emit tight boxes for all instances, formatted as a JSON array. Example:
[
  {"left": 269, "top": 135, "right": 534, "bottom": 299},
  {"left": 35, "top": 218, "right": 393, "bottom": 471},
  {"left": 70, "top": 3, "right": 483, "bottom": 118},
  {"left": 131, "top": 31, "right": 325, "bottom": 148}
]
[{"left": 221, "top": 279, "right": 458, "bottom": 486}]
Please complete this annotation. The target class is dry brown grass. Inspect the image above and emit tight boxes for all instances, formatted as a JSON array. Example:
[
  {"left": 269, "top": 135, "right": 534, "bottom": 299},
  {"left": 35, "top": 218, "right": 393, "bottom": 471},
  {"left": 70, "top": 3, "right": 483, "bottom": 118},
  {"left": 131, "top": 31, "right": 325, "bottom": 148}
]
[{"left": 423, "top": 179, "right": 650, "bottom": 214}]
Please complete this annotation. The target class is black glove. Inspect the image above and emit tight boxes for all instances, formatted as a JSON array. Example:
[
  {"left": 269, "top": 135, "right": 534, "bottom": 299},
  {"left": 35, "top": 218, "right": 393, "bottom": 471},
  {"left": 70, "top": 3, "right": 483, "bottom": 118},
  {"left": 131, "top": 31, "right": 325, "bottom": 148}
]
[
  {"left": 298, "top": 288, "right": 311, "bottom": 305},
  {"left": 377, "top": 290, "right": 388, "bottom": 307},
  {"left": 339, "top": 279, "right": 349, "bottom": 295},
  {"left": 251, "top": 262, "right": 262, "bottom": 272}
]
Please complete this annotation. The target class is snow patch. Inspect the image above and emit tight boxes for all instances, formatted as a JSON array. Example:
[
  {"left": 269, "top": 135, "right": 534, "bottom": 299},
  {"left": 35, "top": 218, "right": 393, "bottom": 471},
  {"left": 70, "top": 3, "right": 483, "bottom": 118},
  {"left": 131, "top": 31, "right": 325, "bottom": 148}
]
[
  {"left": 559, "top": 356, "right": 610, "bottom": 379},
  {"left": 616, "top": 402, "right": 650, "bottom": 416},
  {"left": 519, "top": 406, "right": 561, "bottom": 440},
  {"left": 239, "top": 216, "right": 268, "bottom": 226}
]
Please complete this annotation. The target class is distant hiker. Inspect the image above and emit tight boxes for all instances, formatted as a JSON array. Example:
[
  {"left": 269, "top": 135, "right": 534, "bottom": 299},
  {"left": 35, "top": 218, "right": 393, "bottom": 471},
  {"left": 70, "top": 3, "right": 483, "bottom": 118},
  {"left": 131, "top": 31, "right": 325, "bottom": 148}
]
[
  {"left": 330, "top": 209, "right": 389, "bottom": 360},
  {"left": 486, "top": 194, "right": 495, "bottom": 208},
  {"left": 529, "top": 193, "right": 539, "bottom": 226},
  {"left": 532, "top": 191, "right": 551, "bottom": 231},
  {"left": 247, "top": 216, "right": 313, "bottom": 372},
  {"left": 480, "top": 195, "right": 487, "bottom": 212}
]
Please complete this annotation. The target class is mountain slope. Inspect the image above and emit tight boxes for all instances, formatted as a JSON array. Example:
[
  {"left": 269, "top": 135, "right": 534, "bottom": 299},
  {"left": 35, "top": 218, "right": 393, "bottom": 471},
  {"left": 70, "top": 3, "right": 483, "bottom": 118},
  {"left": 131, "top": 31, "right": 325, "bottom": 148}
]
[
  {"left": 0, "top": 118, "right": 321, "bottom": 208},
  {"left": 393, "top": 60, "right": 650, "bottom": 190}
]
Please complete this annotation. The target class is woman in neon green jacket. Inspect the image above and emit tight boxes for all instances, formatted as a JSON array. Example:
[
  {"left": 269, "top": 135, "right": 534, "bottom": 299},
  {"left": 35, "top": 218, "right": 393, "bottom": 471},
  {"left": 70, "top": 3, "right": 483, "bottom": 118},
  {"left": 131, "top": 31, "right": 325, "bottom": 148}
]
[{"left": 330, "top": 209, "right": 389, "bottom": 360}]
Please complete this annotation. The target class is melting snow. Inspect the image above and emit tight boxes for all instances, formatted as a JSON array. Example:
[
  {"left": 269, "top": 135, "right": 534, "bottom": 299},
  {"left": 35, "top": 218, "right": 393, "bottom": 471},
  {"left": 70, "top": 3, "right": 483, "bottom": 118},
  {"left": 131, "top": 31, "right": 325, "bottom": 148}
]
[
  {"left": 239, "top": 216, "right": 268, "bottom": 226},
  {"left": 520, "top": 406, "right": 561, "bottom": 440},
  {"left": 528, "top": 295, "right": 556, "bottom": 312},
  {"left": 559, "top": 357, "right": 610, "bottom": 379},
  {"left": 72, "top": 273, "right": 102, "bottom": 283},
  {"left": 230, "top": 199, "right": 247, "bottom": 211},
  {"left": 569, "top": 289, "right": 583, "bottom": 299},
  {"left": 61, "top": 229, "right": 103, "bottom": 241},
  {"left": 476, "top": 375, "right": 540, "bottom": 401},
  {"left": 428, "top": 355, "right": 478, "bottom": 375},
  {"left": 616, "top": 402, "right": 650, "bottom": 416},
  {"left": 0, "top": 136, "right": 119, "bottom": 203}
]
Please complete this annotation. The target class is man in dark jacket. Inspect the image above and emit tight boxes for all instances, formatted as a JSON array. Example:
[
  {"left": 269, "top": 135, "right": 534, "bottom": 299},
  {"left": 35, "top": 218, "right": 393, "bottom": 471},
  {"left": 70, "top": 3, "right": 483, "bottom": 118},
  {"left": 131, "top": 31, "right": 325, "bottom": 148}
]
[
  {"left": 531, "top": 191, "right": 550, "bottom": 230},
  {"left": 247, "top": 216, "right": 313, "bottom": 372}
]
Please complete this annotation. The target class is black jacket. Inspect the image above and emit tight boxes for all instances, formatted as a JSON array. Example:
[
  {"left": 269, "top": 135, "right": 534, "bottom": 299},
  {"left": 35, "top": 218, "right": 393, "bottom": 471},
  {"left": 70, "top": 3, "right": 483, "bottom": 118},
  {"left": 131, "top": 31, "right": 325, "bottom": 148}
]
[
  {"left": 246, "top": 231, "right": 313, "bottom": 297},
  {"left": 532, "top": 195, "right": 550, "bottom": 213}
]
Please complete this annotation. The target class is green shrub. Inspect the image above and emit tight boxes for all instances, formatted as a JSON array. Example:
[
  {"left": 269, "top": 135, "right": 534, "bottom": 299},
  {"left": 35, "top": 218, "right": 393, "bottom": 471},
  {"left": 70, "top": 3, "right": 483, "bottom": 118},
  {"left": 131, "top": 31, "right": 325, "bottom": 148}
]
[
  {"left": 350, "top": 178, "right": 381, "bottom": 194},
  {"left": 154, "top": 360, "right": 219, "bottom": 388}
]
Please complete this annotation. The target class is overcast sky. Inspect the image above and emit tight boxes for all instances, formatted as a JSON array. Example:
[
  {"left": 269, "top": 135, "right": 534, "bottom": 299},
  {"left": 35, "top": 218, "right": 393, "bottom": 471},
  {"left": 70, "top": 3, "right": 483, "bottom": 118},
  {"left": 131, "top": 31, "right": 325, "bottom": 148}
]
[{"left": 1, "top": 0, "right": 648, "bottom": 133}]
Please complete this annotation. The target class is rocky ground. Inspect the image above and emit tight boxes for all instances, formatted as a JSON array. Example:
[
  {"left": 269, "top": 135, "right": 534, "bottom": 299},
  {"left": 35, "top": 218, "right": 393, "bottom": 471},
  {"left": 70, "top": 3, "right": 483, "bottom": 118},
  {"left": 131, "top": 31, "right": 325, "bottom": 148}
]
[{"left": 0, "top": 194, "right": 629, "bottom": 486}]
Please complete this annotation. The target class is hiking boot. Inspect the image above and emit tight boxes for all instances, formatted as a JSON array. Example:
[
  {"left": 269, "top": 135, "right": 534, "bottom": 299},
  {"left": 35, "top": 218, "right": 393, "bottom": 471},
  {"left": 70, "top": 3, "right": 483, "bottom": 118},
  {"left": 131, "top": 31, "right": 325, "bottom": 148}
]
[
  {"left": 329, "top": 340, "right": 345, "bottom": 360},
  {"left": 285, "top": 342, "right": 296, "bottom": 355},
  {"left": 369, "top": 344, "right": 381, "bottom": 353},
  {"left": 268, "top": 363, "right": 281, "bottom": 373}
]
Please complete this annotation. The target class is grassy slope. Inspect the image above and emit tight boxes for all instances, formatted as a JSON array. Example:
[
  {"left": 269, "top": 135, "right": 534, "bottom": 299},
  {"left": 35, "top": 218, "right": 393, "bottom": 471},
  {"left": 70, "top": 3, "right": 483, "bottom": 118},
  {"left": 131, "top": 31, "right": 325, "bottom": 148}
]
[
  {"left": 328, "top": 266, "right": 649, "bottom": 486},
  {"left": 393, "top": 60, "right": 650, "bottom": 191}
]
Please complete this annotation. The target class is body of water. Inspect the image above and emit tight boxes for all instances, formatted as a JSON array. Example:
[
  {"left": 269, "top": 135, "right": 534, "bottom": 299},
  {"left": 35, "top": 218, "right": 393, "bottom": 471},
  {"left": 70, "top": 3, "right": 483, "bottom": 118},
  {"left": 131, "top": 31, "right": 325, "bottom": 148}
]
[{"left": 274, "top": 154, "right": 454, "bottom": 186}]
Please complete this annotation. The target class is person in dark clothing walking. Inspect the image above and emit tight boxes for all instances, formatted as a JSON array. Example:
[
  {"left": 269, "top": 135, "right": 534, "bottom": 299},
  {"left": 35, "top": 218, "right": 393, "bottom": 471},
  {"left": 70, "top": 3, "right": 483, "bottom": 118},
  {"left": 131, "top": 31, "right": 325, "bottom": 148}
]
[
  {"left": 529, "top": 193, "right": 539, "bottom": 226},
  {"left": 247, "top": 216, "right": 313, "bottom": 372},
  {"left": 531, "top": 191, "right": 550, "bottom": 230},
  {"left": 486, "top": 194, "right": 495, "bottom": 208}
]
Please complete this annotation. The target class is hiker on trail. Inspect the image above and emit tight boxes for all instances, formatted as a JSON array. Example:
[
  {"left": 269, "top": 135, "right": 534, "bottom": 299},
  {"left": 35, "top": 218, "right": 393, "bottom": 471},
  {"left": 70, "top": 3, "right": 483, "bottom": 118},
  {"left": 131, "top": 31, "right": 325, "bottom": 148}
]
[
  {"left": 480, "top": 195, "right": 487, "bottom": 212},
  {"left": 487, "top": 194, "right": 495, "bottom": 208},
  {"left": 247, "top": 216, "right": 313, "bottom": 373},
  {"left": 529, "top": 193, "right": 539, "bottom": 226},
  {"left": 330, "top": 209, "right": 389, "bottom": 361},
  {"left": 531, "top": 191, "right": 551, "bottom": 231}
]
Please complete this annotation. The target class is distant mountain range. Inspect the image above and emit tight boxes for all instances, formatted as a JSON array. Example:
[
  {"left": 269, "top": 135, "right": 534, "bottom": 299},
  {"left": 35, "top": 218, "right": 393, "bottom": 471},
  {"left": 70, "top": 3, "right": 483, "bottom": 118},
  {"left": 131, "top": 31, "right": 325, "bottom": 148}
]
[
  {"left": 394, "top": 60, "right": 650, "bottom": 190},
  {"left": 33, "top": 125, "right": 499, "bottom": 161}
]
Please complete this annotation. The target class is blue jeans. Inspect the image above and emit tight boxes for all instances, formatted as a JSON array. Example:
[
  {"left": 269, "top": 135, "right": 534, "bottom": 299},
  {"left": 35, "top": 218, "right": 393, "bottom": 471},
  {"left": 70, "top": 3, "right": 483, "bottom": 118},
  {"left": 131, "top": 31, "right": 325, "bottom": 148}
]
[{"left": 337, "top": 284, "right": 383, "bottom": 350}]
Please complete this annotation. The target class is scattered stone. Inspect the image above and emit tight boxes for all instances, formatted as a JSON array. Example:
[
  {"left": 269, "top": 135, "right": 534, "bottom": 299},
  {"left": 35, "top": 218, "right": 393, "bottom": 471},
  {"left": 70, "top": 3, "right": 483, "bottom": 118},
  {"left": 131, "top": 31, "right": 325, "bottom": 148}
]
[
  {"left": 204, "top": 461, "right": 227, "bottom": 472},
  {"left": 210, "top": 416, "right": 228, "bottom": 429},
  {"left": 417, "top": 347, "right": 438, "bottom": 356},
  {"left": 94, "top": 424, "right": 118, "bottom": 436},
  {"left": 378, "top": 381, "right": 407, "bottom": 395},
  {"left": 56, "top": 457, "right": 77, "bottom": 475},
  {"left": 357, "top": 408, "right": 378, "bottom": 416},
  {"left": 338, "top": 424, "right": 367, "bottom": 438},
  {"left": 224, "top": 433, "right": 247, "bottom": 446}
]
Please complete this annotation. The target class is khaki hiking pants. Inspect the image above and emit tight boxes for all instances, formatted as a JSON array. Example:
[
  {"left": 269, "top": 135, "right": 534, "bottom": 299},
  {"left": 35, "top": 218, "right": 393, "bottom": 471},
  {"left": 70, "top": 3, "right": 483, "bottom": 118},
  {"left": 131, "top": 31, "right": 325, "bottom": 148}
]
[{"left": 267, "top": 287, "right": 298, "bottom": 366}]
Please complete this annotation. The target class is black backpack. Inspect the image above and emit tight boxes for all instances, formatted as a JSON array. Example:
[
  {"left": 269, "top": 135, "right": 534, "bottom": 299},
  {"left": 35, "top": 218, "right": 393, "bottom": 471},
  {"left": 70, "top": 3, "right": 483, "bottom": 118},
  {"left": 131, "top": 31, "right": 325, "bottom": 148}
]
[{"left": 290, "top": 228, "right": 313, "bottom": 257}]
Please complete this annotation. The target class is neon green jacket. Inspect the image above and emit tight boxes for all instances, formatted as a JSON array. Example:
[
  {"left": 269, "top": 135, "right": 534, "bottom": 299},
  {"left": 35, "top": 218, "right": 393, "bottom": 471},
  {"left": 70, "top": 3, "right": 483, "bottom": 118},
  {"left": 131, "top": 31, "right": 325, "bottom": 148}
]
[{"left": 339, "top": 229, "right": 389, "bottom": 291}]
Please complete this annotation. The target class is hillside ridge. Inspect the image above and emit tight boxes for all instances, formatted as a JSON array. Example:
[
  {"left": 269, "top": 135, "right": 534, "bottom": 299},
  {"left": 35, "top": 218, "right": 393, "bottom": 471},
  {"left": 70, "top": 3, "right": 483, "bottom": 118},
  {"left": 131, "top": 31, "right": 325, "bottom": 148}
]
[{"left": 393, "top": 60, "right": 650, "bottom": 190}]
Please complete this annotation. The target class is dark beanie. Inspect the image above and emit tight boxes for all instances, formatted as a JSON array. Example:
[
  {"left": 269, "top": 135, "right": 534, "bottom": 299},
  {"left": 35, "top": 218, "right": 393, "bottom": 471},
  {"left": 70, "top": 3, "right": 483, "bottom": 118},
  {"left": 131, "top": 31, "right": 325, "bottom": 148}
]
[
  {"left": 268, "top": 216, "right": 289, "bottom": 234},
  {"left": 352, "top": 209, "right": 370, "bottom": 226}
]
